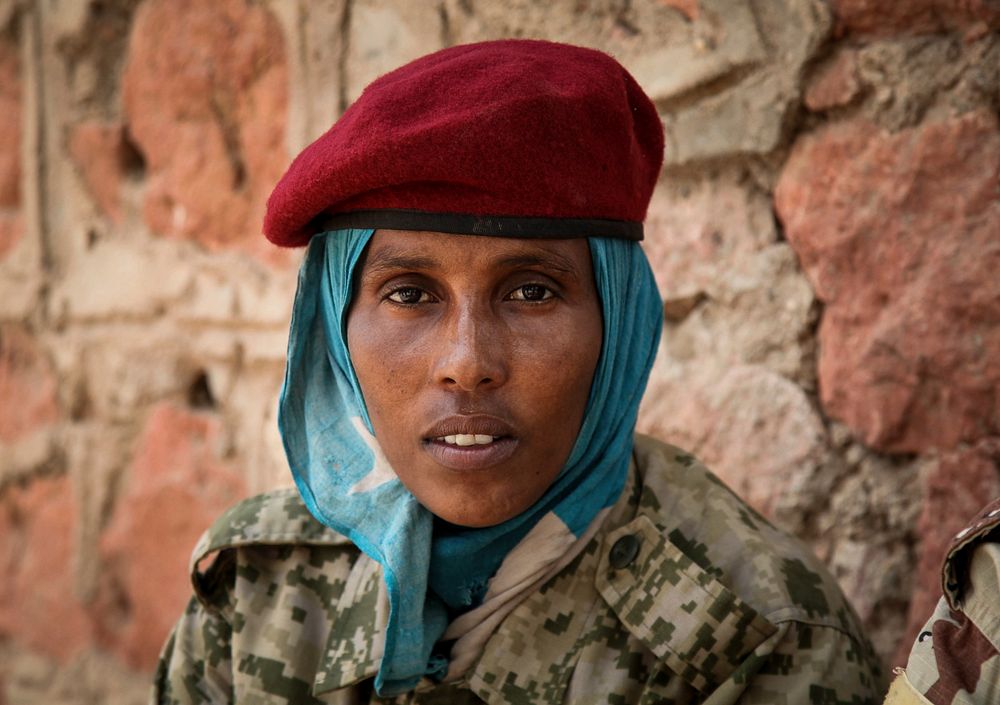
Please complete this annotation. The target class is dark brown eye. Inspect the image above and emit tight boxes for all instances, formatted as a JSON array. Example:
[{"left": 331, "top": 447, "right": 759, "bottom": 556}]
[
  {"left": 509, "top": 284, "right": 553, "bottom": 302},
  {"left": 387, "top": 287, "right": 429, "bottom": 304}
]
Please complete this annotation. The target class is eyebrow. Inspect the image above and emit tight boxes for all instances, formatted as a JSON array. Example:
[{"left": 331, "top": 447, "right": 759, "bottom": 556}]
[
  {"left": 358, "top": 249, "right": 439, "bottom": 279},
  {"left": 494, "top": 251, "right": 581, "bottom": 278}
]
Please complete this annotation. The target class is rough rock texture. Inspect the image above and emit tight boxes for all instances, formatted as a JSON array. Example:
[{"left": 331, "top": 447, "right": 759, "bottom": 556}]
[
  {"left": 853, "top": 35, "right": 1000, "bottom": 133},
  {"left": 640, "top": 364, "right": 828, "bottom": 518},
  {"left": 0, "top": 18, "right": 40, "bottom": 325},
  {"left": 344, "top": 0, "right": 443, "bottom": 105},
  {"left": 267, "top": 0, "right": 346, "bottom": 150},
  {"left": 804, "top": 48, "right": 861, "bottom": 111},
  {"left": 831, "top": 0, "right": 1000, "bottom": 36},
  {"left": 48, "top": 239, "right": 193, "bottom": 324},
  {"left": 651, "top": 0, "right": 832, "bottom": 165},
  {"left": 96, "top": 403, "right": 245, "bottom": 669},
  {"left": 0, "top": 476, "right": 90, "bottom": 662},
  {"left": 775, "top": 110, "right": 1000, "bottom": 454},
  {"left": 817, "top": 432, "right": 922, "bottom": 663},
  {"left": 637, "top": 167, "right": 822, "bottom": 521},
  {"left": 3, "top": 1, "right": 1000, "bottom": 701},
  {"left": 0, "top": 326, "right": 59, "bottom": 444},
  {"left": 0, "top": 642, "right": 149, "bottom": 705},
  {"left": 659, "top": 0, "right": 699, "bottom": 22},
  {"left": 0, "top": 34, "right": 23, "bottom": 260},
  {"left": 121, "top": 0, "right": 289, "bottom": 261},
  {"left": 643, "top": 173, "right": 776, "bottom": 304},
  {"left": 640, "top": 171, "right": 818, "bottom": 385},
  {"left": 68, "top": 121, "right": 128, "bottom": 223}
]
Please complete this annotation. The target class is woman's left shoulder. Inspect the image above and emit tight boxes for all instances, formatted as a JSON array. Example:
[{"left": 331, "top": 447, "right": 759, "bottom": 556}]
[
  {"left": 559, "top": 434, "right": 885, "bottom": 701},
  {"left": 629, "top": 433, "right": 869, "bottom": 638}
]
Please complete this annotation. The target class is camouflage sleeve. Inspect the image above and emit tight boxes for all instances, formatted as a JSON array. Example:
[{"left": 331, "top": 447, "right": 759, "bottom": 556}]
[
  {"left": 703, "top": 621, "right": 885, "bottom": 705},
  {"left": 150, "top": 595, "right": 234, "bottom": 705}
]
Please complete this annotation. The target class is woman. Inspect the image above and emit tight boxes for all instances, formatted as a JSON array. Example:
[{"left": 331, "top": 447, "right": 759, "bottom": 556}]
[{"left": 153, "top": 40, "right": 885, "bottom": 704}]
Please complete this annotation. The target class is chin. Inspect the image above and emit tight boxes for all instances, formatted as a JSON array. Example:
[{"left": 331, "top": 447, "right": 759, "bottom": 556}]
[
  {"left": 425, "top": 495, "right": 526, "bottom": 529},
  {"left": 431, "top": 508, "right": 512, "bottom": 529}
]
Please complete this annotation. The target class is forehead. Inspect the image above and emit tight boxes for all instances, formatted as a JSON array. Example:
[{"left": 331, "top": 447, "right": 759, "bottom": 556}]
[{"left": 357, "top": 229, "right": 593, "bottom": 278}]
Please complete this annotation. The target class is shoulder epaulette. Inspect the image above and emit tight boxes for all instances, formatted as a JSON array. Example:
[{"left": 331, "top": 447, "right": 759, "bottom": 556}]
[
  {"left": 632, "top": 434, "right": 861, "bottom": 635},
  {"left": 188, "top": 488, "right": 352, "bottom": 607}
]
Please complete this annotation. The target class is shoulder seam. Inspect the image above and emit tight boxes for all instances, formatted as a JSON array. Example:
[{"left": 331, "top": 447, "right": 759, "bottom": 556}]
[
  {"left": 764, "top": 612, "right": 869, "bottom": 643},
  {"left": 192, "top": 488, "right": 352, "bottom": 571}
]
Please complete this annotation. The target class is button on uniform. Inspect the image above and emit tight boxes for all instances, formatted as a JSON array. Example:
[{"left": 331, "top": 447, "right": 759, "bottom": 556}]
[{"left": 610, "top": 534, "right": 641, "bottom": 569}]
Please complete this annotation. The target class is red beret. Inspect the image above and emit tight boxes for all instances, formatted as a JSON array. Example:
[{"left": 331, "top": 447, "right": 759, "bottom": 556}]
[{"left": 264, "top": 39, "right": 664, "bottom": 245}]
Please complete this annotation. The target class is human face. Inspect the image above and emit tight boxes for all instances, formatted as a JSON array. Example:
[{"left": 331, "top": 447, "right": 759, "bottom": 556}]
[{"left": 346, "top": 230, "right": 603, "bottom": 528}]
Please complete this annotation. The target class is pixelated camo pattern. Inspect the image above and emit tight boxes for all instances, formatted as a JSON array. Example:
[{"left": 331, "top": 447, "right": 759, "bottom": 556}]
[{"left": 152, "top": 435, "right": 886, "bottom": 704}]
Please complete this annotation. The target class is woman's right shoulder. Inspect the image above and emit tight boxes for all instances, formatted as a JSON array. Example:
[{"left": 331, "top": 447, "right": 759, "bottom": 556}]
[
  {"left": 188, "top": 487, "right": 359, "bottom": 612},
  {"left": 154, "top": 491, "right": 380, "bottom": 702}
]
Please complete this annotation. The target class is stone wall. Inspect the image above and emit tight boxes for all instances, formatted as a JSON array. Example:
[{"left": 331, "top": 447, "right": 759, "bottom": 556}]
[{"left": 0, "top": 0, "right": 997, "bottom": 702}]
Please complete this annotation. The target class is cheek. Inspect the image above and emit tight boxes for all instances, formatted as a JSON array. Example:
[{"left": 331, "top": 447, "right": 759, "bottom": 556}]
[
  {"left": 347, "top": 312, "right": 427, "bottom": 404},
  {"left": 512, "top": 312, "right": 602, "bottom": 425}
]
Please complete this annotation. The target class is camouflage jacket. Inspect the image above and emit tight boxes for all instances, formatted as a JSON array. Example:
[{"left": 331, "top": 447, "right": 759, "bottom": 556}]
[
  {"left": 885, "top": 497, "right": 1000, "bottom": 705},
  {"left": 152, "top": 434, "right": 885, "bottom": 704}
]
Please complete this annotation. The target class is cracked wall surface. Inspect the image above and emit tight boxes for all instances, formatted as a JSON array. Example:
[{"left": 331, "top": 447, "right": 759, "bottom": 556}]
[{"left": 1, "top": 0, "right": 998, "bottom": 702}]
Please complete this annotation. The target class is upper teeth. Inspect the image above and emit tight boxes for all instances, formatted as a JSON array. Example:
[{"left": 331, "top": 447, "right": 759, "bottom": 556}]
[{"left": 440, "top": 434, "right": 496, "bottom": 446}]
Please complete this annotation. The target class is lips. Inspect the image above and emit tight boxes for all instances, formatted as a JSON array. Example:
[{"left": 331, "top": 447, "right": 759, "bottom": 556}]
[
  {"left": 422, "top": 414, "right": 519, "bottom": 471},
  {"left": 423, "top": 414, "right": 515, "bottom": 440}
]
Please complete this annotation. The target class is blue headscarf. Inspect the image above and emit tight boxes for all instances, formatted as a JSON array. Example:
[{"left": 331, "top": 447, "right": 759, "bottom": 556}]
[{"left": 279, "top": 228, "right": 662, "bottom": 696}]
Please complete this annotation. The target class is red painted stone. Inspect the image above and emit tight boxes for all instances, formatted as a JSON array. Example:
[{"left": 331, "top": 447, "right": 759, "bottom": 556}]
[
  {"left": 894, "top": 439, "right": 1000, "bottom": 665},
  {"left": 96, "top": 402, "right": 246, "bottom": 669},
  {"left": 0, "top": 476, "right": 92, "bottom": 661},
  {"left": 775, "top": 111, "right": 1000, "bottom": 453},
  {"left": 831, "top": 0, "right": 1000, "bottom": 36},
  {"left": 659, "top": 0, "right": 699, "bottom": 21},
  {"left": 0, "top": 36, "right": 23, "bottom": 260},
  {"left": 68, "top": 121, "right": 127, "bottom": 223},
  {"left": 0, "top": 325, "right": 59, "bottom": 443},
  {"left": 639, "top": 365, "right": 827, "bottom": 519},
  {"left": 804, "top": 49, "right": 860, "bottom": 112},
  {"left": 642, "top": 178, "right": 775, "bottom": 302},
  {"left": 0, "top": 213, "right": 23, "bottom": 261},
  {"left": 121, "top": 0, "right": 289, "bottom": 263},
  {"left": 0, "top": 38, "right": 19, "bottom": 208}
]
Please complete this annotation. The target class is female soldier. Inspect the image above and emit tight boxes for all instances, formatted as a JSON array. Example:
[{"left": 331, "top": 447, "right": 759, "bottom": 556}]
[{"left": 153, "top": 39, "right": 885, "bottom": 704}]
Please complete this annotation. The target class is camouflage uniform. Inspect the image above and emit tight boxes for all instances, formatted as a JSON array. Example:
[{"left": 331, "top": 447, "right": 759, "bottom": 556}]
[
  {"left": 152, "top": 435, "right": 885, "bottom": 704},
  {"left": 884, "top": 497, "right": 1000, "bottom": 705}
]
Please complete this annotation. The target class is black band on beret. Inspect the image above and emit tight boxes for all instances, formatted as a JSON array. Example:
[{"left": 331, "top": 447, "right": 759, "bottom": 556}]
[{"left": 310, "top": 209, "right": 644, "bottom": 241}]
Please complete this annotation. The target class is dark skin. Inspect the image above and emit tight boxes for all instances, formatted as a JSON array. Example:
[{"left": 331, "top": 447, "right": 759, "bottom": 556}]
[{"left": 346, "top": 230, "right": 603, "bottom": 527}]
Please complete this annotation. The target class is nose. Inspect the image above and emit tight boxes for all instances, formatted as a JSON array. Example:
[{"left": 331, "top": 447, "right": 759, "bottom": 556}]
[{"left": 433, "top": 304, "right": 508, "bottom": 391}]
